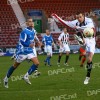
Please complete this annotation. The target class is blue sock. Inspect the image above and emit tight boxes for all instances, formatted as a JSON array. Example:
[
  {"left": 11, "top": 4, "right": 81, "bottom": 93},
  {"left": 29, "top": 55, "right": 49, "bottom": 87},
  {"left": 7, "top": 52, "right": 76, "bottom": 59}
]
[
  {"left": 7, "top": 66, "right": 16, "bottom": 78},
  {"left": 45, "top": 57, "right": 49, "bottom": 62},
  {"left": 28, "top": 64, "right": 38, "bottom": 75},
  {"left": 47, "top": 57, "right": 51, "bottom": 65}
]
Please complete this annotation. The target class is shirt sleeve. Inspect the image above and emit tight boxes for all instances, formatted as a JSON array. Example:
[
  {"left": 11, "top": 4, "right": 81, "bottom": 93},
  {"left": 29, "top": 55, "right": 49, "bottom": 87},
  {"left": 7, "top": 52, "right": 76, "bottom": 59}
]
[
  {"left": 42, "top": 36, "right": 45, "bottom": 43},
  {"left": 51, "top": 35, "right": 54, "bottom": 42},
  {"left": 52, "top": 13, "right": 77, "bottom": 29},
  {"left": 33, "top": 29, "right": 39, "bottom": 41},
  {"left": 58, "top": 34, "right": 63, "bottom": 41},
  {"left": 64, "top": 20, "right": 78, "bottom": 28},
  {"left": 34, "top": 33, "right": 40, "bottom": 42}
]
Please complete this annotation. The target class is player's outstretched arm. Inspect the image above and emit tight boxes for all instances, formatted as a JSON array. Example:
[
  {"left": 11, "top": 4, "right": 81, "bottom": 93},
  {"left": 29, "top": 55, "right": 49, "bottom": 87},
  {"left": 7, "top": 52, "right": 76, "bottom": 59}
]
[{"left": 51, "top": 13, "right": 77, "bottom": 29}]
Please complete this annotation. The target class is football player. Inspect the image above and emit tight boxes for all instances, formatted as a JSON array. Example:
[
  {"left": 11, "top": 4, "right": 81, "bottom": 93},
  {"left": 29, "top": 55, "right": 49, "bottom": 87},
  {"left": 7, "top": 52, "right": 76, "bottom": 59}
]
[
  {"left": 3, "top": 18, "right": 41, "bottom": 88},
  {"left": 42, "top": 29, "right": 54, "bottom": 66},
  {"left": 57, "top": 27, "right": 70, "bottom": 67},
  {"left": 52, "top": 12, "right": 96, "bottom": 84}
]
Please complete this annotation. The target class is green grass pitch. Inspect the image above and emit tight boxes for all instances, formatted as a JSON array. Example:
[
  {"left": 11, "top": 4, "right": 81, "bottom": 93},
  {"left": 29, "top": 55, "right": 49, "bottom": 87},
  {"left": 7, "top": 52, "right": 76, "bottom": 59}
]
[{"left": 0, "top": 54, "right": 100, "bottom": 100}]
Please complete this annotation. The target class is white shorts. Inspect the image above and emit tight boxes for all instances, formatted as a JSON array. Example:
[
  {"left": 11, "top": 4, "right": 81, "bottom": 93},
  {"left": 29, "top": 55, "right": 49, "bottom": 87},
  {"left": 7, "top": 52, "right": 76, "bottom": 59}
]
[
  {"left": 15, "top": 48, "right": 37, "bottom": 63},
  {"left": 44, "top": 45, "right": 52, "bottom": 56},
  {"left": 59, "top": 44, "right": 70, "bottom": 53},
  {"left": 85, "top": 37, "right": 96, "bottom": 54}
]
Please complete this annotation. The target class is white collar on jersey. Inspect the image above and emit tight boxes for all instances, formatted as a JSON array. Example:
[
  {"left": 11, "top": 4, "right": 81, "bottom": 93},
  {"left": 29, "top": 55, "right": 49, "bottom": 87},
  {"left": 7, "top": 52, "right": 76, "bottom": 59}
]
[{"left": 46, "top": 34, "right": 51, "bottom": 37}]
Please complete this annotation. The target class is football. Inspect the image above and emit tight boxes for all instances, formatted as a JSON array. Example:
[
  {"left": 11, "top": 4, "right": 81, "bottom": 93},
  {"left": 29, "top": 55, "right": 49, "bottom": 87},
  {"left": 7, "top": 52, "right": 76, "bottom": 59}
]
[{"left": 83, "top": 28, "right": 94, "bottom": 37}]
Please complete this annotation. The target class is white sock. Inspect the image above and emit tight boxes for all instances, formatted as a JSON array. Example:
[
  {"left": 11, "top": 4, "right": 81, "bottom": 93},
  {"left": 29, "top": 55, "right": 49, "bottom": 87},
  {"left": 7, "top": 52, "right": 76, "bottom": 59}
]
[
  {"left": 4, "top": 76, "right": 8, "bottom": 81},
  {"left": 24, "top": 72, "right": 29, "bottom": 78}
]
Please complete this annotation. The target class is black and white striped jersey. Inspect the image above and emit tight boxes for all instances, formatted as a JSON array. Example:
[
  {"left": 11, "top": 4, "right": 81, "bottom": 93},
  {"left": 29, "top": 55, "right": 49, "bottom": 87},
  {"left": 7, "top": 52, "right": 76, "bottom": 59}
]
[{"left": 58, "top": 32, "right": 69, "bottom": 44}]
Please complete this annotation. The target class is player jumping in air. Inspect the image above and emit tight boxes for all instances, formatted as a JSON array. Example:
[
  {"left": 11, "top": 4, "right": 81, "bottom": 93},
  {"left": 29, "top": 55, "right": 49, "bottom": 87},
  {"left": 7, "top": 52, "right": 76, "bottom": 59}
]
[
  {"left": 3, "top": 18, "right": 41, "bottom": 88},
  {"left": 42, "top": 29, "right": 54, "bottom": 66},
  {"left": 11, "top": 26, "right": 41, "bottom": 76},
  {"left": 52, "top": 12, "right": 96, "bottom": 84},
  {"left": 57, "top": 27, "right": 70, "bottom": 67}
]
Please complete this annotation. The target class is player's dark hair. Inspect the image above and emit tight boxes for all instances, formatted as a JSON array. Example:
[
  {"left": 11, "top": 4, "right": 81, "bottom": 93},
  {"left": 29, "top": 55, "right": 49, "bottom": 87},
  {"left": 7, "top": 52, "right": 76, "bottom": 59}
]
[{"left": 76, "top": 11, "right": 84, "bottom": 15}]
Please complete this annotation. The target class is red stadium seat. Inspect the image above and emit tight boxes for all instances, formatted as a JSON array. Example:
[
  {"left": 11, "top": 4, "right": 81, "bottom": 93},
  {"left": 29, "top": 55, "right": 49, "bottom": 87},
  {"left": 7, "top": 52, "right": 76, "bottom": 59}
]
[{"left": 0, "top": 0, "right": 100, "bottom": 47}]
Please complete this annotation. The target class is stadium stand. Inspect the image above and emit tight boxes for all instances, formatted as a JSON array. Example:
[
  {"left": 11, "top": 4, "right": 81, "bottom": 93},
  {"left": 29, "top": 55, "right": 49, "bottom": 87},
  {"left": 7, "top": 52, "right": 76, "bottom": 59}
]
[
  {"left": 0, "top": 0, "right": 100, "bottom": 47},
  {"left": 0, "top": 0, "right": 19, "bottom": 47}
]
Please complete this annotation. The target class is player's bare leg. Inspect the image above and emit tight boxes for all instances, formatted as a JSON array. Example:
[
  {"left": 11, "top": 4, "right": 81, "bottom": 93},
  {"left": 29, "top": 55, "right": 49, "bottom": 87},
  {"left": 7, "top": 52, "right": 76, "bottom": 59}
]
[
  {"left": 3, "top": 62, "right": 20, "bottom": 88},
  {"left": 64, "top": 51, "right": 70, "bottom": 66},
  {"left": 84, "top": 52, "right": 94, "bottom": 85},
  {"left": 23, "top": 57, "right": 40, "bottom": 85}
]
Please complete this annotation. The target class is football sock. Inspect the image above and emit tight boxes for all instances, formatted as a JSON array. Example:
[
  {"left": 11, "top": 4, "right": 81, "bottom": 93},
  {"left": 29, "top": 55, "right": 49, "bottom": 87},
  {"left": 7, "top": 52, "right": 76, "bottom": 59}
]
[
  {"left": 7, "top": 66, "right": 16, "bottom": 78},
  {"left": 58, "top": 55, "right": 62, "bottom": 63},
  {"left": 45, "top": 56, "right": 51, "bottom": 62},
  {"left": 45, "top": 57, "right": 48, "bottom": 62},
  {"left": 79, "top": 54, "right": 82, "bottom": 61},
  {"left": 47, "top": 56, "right": 51, "bottom": 65},
  {"left": 81, "top": 56, "right": 86, "bottom": 65},
  {"left": 86, "top": 62, "right": 92, "bottom": 77},
  {"left": 65, "top": 55, "right": 69, "bottom": 63},
  {"left": 24, "top": 72, "right": 29, "bottom": 78},
  {"left": 28, "top": 64, "right": 38, "bottom": 75}
]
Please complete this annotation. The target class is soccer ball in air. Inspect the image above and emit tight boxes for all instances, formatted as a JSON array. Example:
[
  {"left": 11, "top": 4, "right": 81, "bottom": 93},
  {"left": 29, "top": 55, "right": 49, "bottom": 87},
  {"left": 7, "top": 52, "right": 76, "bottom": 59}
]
[{"left": 83, "top": 28, "right": 94, "bottom": 37}]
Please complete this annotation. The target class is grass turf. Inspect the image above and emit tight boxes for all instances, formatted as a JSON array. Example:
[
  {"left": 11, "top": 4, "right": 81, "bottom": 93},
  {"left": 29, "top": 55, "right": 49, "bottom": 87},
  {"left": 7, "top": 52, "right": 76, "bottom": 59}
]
[{"left": 0, "top": 54, "right": 100, "bottom": 100}]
